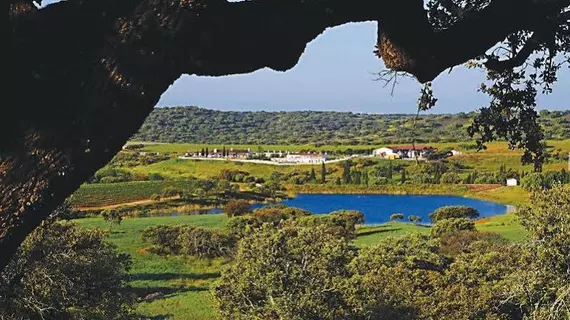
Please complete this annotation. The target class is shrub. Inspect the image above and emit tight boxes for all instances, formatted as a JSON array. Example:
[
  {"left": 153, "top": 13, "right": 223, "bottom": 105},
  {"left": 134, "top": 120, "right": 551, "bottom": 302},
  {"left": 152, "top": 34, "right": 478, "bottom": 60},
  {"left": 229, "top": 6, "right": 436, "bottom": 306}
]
[
  {"left": 224, "top": 200, "right": 252, "bottom": 217},
  {"left": 520, "top": 172, "right": 550, "bottom": 191},
  {"left": 142, "top": 225, "right": 235, "bottom": 258},
  {"left": 226, "top": 215, "right": 260, "bottom": 238},
  {"left": 161, "top": 186, "right": 182, "bottom": 198},
  {"left": 440, "top": 172, "right": 462, "bottom": 184},
  {"left": 430, "top": 218, "right": 475, "bottom": 238},
  {"left": 141, "top": 225, "right": 184, "bottom": 254},
  {"left": 429, "top": 206, "right": 479, "bottom": 223},
  {"left": 148, "top": 173, "right": 165, "bottom": 181},
  {"left": 288, "top": 210, "right": 364, "bottom": 239},
  {"left": 1, "top": 222, "right": 134, "bottom": 319},
  {"left": 94, "top": 167, "right": 133, "bottom": 183},
  {"left": 438, "top": 231, "right": 507, "bottom": 257},
  {"left": 390, "top": 213, "right": 405, "bottom": 221},
  {"left": 213, "top": 224, "right": 356, "bottom": 319},
  {"left": 408, "top": 215, "right": 422, "bottom": 224},
  {"left": 252, "top": 205, "right": 311, "bottom": 225},
  {"left": 101, "top": 209, "right": 122, "bottom": 230},
  {"left": 176, "top": 227, "right": 235, "bottom": 258}
]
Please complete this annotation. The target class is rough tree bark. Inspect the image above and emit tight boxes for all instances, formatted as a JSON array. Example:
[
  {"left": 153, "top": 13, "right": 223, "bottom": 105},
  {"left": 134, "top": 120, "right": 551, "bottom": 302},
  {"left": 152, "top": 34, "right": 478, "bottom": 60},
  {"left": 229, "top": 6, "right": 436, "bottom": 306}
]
[{"left": 1, "top": 0, "right": 569, "bottom": 273}]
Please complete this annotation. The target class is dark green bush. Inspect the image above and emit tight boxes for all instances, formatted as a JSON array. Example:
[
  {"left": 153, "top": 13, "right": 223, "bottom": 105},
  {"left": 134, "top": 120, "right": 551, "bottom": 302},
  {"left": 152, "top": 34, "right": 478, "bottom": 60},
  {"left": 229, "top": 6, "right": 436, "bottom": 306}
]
[
  {"left": 141, "top": 225, "right": 184, "bottom": 254},
  {"left": 430, "top": 218, "right": 475, "bottom": 238},
  {"left": 176, "top": 227, "right": 235, "bottom": 258},
  {"left": 429, "top": 206, "right": 479, "bottom": 223}
]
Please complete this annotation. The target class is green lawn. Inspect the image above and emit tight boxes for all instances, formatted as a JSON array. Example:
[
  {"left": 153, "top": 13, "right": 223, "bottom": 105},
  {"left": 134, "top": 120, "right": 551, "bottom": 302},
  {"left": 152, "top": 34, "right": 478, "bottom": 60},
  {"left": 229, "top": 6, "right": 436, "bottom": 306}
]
[{"left": 475, "top": 213, "right": 528, "bottom": 242}]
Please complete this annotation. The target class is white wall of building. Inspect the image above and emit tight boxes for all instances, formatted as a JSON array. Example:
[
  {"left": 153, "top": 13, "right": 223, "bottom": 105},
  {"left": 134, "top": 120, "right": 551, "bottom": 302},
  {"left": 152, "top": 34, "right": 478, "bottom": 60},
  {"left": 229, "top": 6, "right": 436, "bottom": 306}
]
[{"left": 373, "top": 148, "right": 394, "bottom": 157}]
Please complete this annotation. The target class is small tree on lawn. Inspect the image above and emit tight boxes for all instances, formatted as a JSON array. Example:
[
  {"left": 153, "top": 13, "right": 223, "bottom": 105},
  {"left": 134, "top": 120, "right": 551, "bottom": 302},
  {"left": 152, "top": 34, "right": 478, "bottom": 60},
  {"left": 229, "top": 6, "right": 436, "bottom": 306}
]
[
  {"left": 408, "top": 215, "right": 422, "bottom": 225},
  {"left": 224, "top": 200, "right": 252, "bottom": 217},
  {"left": 101, "top": 209, "right": 123, "bottom": 232},
  {"left": 390, "top": 213, "right": 405, "bottom": 222}
]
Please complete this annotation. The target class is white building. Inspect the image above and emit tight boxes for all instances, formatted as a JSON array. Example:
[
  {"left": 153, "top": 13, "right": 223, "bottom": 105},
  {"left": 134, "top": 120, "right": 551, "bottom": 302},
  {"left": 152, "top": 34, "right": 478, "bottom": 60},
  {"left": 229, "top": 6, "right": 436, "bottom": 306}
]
[
  {"left": 273, "top": 152, "right": 327, "bottom": 164},
  {"left": 372, "top": 148, "right": 396, "bottom": 158},
  {"left": 373, "top": 146, "right": 434, "bottom": 160},
  {"left": 451, "top": 150, "right": 462, "bottom": 156},
  {"left": 506, "top": 178, "right": 518, "bottom": 187}
]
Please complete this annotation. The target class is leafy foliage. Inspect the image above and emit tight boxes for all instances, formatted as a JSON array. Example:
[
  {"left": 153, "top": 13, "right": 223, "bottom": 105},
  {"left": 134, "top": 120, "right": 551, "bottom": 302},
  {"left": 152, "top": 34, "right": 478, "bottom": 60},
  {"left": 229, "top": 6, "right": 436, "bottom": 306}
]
[
  {"left": 132, "top": 107, "right": 570, "bottom": 146},
  {"left": 0, "top": 223, "right": 134, "bottom": 319},
  {"left": 141, "top": 225, "right": 235, "bottom": 258},
  {"left": 223, "top": 200, "right": 252, "bottom": 217},
  {"left": 430, "top": 218, "right": 475, "bottom": 238},
  {"left": 428, "top": 206, "right": 479, "bottom": 223}
]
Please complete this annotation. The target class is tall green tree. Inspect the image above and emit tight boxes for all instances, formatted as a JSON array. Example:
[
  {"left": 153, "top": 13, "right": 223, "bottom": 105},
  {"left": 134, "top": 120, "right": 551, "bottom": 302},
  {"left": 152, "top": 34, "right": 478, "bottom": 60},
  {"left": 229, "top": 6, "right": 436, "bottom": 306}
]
[
  {"left": 309, "top": 167, "right": 317, "bottom": 182},
  {"left": 342, "top": 161, "right": 352, "bottom": 184},
  {"left": 321, "top": 162, "right": 326, "bottom": 184}
]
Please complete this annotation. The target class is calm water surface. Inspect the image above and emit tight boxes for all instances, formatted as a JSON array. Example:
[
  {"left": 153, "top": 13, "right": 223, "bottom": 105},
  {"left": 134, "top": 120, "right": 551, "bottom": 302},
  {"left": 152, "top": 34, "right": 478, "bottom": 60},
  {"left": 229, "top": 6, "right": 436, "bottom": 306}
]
[{"left": 252, "top": 194, "right": 509, "bottom": 224}]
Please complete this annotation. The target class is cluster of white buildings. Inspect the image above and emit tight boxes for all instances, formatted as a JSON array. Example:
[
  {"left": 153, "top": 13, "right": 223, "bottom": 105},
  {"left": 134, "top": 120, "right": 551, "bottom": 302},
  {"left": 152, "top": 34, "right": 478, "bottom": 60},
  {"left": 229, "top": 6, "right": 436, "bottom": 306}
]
[
  {"left": 272, "top": 152, "right": 328, "bottom": 164},
  {"left": 184, "top": 148, "right": 328, "bottom": 164},
  {"left": 372, "top": 145, "right": 435, "bottom": 160},
  {"left": 372, "top": 145, "right": 462, "bottom": 160}
]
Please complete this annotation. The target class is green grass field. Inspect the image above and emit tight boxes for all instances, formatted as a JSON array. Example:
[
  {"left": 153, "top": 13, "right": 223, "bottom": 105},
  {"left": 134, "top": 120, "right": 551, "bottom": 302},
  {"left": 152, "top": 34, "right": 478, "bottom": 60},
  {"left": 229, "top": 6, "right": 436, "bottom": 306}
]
[{"left": 75, "top": 211, "right": 526, "bottom": 319}]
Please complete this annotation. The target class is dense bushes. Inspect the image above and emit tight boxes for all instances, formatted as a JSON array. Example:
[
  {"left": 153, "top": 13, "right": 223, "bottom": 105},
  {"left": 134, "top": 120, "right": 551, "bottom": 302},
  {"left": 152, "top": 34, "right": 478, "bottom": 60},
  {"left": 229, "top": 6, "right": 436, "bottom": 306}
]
[
  {"left": 213, "top": 222, "right": 526, "bottom": 320},
  {"left": 429, "top": 206, "right": 479, "bottom": 223},
  {"left": 214, "top": 188, "right": 570, "bottom": 320},
  {"left": 94, "top": 167, "right": 134, "bottom": 183},
  {"left": 177, "top": 227, "right": 235, "bottom": 258},
  {"left": 520, "top": 170, "right": 570, "bottom": 191},
  {"left": 430, "top": 218, "right": 475, "bottom": 238},
  {"left": 223, "top": 200, "right": 251, "bottom": 217},
  {"left": 0, "top": 222, "right": 134, "bottom": 319},
  {"left": 286, "top": 210, "right": 365, "bottom": 240},
  {"left": 141, "top": 225, "right": 183, "bottom": 254},
  {"left": 251, "top": 205, "right": 311, "bottom": 224},
  {"left": 213, "top": 224, "right": 357, "bottom": 319},
  {"left": 141, "top": 225, "right": 235, "bottom": 258}
]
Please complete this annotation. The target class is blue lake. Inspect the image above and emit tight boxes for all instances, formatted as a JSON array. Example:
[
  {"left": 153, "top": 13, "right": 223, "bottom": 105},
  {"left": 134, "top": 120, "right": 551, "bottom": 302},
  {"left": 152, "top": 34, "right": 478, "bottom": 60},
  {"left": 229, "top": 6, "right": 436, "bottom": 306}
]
[{"left": 251, "top": 194, "right": 510, "bottom": 224}]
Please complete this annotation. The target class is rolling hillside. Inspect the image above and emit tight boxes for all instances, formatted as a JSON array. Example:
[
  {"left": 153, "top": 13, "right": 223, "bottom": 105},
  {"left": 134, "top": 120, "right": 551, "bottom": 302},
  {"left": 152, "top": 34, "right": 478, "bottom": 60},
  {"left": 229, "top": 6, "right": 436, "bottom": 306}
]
[{"left": 132, "top": 107, "right": 570, "bottom": 145}]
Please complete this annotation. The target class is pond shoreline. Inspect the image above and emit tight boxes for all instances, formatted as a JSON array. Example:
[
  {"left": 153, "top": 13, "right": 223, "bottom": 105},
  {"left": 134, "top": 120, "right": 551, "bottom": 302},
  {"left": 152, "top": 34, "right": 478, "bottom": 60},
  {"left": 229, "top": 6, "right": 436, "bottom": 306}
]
[{"left": 287, "top": 184, "right": 528, "bottom": 207}]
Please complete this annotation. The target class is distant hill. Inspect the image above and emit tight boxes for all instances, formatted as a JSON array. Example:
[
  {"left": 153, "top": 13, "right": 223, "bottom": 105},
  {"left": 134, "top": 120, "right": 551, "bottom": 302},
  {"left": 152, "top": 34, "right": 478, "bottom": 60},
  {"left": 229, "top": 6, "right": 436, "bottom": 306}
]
[{"left": 131, "top": 107, "right": 570, "bottom": 145}]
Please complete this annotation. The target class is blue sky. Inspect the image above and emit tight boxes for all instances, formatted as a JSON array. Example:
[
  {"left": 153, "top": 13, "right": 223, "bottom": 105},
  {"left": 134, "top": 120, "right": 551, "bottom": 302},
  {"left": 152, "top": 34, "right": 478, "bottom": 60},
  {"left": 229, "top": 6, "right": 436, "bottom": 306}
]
[{"left": 43, "top": 0, "right": 570, "bottom": 114}]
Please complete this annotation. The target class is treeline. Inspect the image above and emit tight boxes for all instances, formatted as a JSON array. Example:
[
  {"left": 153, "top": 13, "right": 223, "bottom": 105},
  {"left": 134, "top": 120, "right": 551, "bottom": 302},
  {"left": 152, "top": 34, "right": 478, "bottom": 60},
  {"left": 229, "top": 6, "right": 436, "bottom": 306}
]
[{"left": 132, "top": 106, "right": 570, "bottom": 145}]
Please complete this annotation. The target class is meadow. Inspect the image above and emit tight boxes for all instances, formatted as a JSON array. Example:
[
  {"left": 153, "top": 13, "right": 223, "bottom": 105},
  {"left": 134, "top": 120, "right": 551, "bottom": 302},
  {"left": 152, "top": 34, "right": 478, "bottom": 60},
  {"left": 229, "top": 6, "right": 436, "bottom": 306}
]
[{"left": 75, "top": 211, "right": 526, "bottom": 320}]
